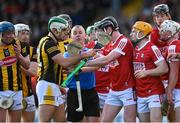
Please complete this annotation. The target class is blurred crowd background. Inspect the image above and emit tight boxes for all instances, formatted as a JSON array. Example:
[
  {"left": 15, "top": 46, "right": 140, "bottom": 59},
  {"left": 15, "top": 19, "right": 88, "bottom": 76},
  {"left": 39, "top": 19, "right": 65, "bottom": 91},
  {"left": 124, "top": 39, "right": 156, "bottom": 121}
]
[{"left": 0, "top": 0, "right": 180, "bottom": 46}]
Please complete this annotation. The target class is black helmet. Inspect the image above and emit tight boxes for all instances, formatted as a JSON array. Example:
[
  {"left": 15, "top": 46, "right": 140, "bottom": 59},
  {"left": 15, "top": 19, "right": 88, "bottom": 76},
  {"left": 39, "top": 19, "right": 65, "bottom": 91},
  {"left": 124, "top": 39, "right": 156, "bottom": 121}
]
[
  {"left": 95, "top": 16, "right": 119, "bottom": 31},
  {"left": 153, "top": 4, "right": 169, "bottom": 15}
]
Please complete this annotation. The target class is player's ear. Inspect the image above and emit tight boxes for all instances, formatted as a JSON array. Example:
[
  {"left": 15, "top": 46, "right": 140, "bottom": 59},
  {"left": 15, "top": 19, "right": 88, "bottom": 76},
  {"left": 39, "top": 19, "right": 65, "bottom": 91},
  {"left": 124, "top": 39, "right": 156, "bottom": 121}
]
[{"left": 51, "top": 28, "right": 58, "bottom": 35}]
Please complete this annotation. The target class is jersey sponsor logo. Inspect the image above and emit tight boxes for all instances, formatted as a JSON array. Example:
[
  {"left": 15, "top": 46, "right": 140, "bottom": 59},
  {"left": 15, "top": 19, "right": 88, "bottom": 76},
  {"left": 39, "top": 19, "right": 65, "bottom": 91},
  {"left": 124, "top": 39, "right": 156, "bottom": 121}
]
[
  {"left": 133, "top": 62, "right": 145, "bottom": 71},
  {"left": 109, "top": 59, "right": 119, "bottom": 69},
  {"left": 0, "top": 56, "right": 17, "bottom": 67},
  {"left": 3, "top": 49, "right": 10, "bottom": 57},
  {"left": 98, "top": 65, "right": 109, "bottom": 72}
]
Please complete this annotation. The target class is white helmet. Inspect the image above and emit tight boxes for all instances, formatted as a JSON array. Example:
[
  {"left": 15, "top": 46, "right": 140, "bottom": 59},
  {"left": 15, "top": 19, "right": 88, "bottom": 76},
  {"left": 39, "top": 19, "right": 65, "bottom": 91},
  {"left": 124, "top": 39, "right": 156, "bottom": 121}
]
[
  {"left": 160, "top": 20, "right": 180, "bottom": 40},
  {"left": 14, "top": 23, "right": 30, "bottom": 36}
]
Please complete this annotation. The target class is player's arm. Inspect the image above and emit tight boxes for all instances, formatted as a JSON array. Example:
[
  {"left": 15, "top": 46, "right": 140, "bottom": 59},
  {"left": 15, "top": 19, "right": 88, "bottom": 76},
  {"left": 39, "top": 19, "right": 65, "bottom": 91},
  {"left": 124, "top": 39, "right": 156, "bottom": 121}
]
[
  {"left": 135, "top": 46, "right": 169, "bottom": 79},
  {"left": 21, "top": 62, "right": 38, "bottom": 76},
  {"left": 86, "top": 49, "right": 121, "bottom": 67},
  {"left": 135, "top": 60, "right": 169, "bottom": 78},
  {"left": 168, "top": 61, "right": 179, "bottom": 90},
  {"left": 45, "top": 40, "right": 95, "bottom": 67},
  {"left": 167, "top": 53, "right": 180, "bottom": 61},
  {"left": 14, "top": 43, "right": 30, "bottom": 69},
  {"left": 18, "top": 55, "right": 30, "bottom": 69},
  {"left": 86, "top": 38, "right": 128, "bottom": 67},
  {"left": 52, "top": 50, "right": 95, "bottom": 68},
  {"left": 167, "top": 61, "right": 179, "bottom": 104},
  {"left": 81, "top": 66, "right": 100, "bottom": 72}
]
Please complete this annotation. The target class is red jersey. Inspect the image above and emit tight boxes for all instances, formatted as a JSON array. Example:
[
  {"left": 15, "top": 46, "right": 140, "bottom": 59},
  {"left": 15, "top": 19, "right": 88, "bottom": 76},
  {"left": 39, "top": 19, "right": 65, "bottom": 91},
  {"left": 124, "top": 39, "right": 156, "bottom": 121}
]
[
  {"left": 151, "top": 28, "right": 169, "bottom": 82},
  {"left": 86, "top": 40, "right": 96, "bottom": 49},
  {"left": 95, "top": 42, "right": 113, "bottom": 93},
  {"left": 108, "top": 35, "right": 135, "bottom": 91},
  {"left": 133, "top": 41, "right": 165, "bottom": 97},
  {"left": 167, "top": 40, "right": 180, "bottom": 88},
  {"left": 95, "top": 65, "right": 110, "bottom": 93}
]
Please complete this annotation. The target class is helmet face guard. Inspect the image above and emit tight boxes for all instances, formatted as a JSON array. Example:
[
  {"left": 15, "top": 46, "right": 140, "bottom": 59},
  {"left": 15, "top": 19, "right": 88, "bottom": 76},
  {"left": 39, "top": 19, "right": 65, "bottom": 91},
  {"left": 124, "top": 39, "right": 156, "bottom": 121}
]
[
  {"left": 132, "top": 21, "right": 153, "bottom": 37},
  {"left": 48, "top": 16, "right": 68, "bottom": 32},
  {"left": 0, "top": 21, "right": 15, "bottom": 45},
  {"left": 14, "top": 24, "right": 30, "bottom": 36},
  {"left": 160, "top": 20, "right": 180, "bottom": 41},
  {"left": 48, "top": 16, "right": 69, "bottom": 41},
  {"left": 86, "top": 25, "right": 95, "bottom": 36},
  {"left": 95, "top": 16, "right": 119, "bottom": 31},
  {"left": 131, "top": 21, "right": 153, "bottom": 46},
  {"left": 94, "top": 16, "right": 119, "bottom": 38},
  {"left": 57, "top": 14, "right": 72, "bottom": 28}
]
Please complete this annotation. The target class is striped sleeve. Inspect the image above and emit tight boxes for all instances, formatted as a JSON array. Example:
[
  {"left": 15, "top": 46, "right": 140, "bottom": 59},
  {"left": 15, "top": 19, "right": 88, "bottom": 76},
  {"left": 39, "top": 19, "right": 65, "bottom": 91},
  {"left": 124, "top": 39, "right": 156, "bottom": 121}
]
[
  {"left": 151, "top": 45, "right": 164, "bottom": 64},
  {"left": 113, "top": 38, "right": 127, "bottom": 55},
  {"left": 45, "top": 40, "right": 60, "bottom": 58}
]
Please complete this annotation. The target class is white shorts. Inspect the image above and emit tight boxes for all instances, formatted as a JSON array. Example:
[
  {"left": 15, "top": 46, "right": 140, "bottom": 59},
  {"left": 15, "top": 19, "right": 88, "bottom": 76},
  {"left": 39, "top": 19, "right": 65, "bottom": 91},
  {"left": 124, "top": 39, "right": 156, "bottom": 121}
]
[
  {"left": 23, "top": 95, "right": 36, "bottom": 112},
  {"left": 137, "top": 94, "right": 163, "bottom": 113},
  {"left": 173, "top": 89, "right": 180, "bottom": 108},
  {"left": 105, "top": 88, "right": 136, "bottom": 106},
  {"left": 36, "top": 80, "right": 63, "bottom": 107},
  {"left": 0, "top": 90, "right": 23, "bottom": 110},
  {"left": 98, "top": 93, "right": 108, "bottom": 109}
]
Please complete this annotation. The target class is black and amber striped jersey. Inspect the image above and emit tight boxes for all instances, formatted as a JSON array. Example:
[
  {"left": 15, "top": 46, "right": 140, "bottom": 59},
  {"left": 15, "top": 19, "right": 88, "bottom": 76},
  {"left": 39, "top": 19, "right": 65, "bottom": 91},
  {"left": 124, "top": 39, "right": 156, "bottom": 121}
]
[
  {"left": 37, "top": 36, "right": 62, "bottom": 84},
  {"left": 30, "top": 46, "right": 37, "bottom": 62},
  {"left": 58, "top": 38, "right": 72, "bottom": 53},
  {"left": 21, "top": 46, "right": 37, "bottom": 97},
  {"left": 58, "top": 38, "right": 72, "bottom": 84},
  {"left": 0, "top": 39, "right": 28, "bottom": 91}
]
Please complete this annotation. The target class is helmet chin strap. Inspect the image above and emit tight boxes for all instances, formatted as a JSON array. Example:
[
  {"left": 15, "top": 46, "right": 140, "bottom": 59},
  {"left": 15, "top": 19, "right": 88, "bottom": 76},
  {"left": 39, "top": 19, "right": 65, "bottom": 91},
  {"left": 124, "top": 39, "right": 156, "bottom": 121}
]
[
  {"left": 1, "top": 39, "right": 16, "bottom": 45},
  {"left": 50, "top": 30, "right": 61, "bottom": 42},
  {"left": 161, "top": 28, "right": 180, "bottom": 42}
]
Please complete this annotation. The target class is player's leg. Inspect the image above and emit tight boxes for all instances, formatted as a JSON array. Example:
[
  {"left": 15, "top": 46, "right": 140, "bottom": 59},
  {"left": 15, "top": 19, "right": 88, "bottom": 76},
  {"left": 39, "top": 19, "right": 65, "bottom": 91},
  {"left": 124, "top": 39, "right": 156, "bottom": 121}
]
[
  {"left": 21, "top": 95, "right": 36, "bottom": 122},
  {"left": 137, "top": 96, "right": 150, "bottom": 122},
  {"left": 149, "top": 95, "right": 163, "bottom": 122},
  {"left": 122, "top": 88, "right": 136, "bottom": 122},
  {"left": 8, "top": 90, "right": 23, "bottom": 122},
  {"left": 101, "top": 90, "right": 122, "bottom": 122}
]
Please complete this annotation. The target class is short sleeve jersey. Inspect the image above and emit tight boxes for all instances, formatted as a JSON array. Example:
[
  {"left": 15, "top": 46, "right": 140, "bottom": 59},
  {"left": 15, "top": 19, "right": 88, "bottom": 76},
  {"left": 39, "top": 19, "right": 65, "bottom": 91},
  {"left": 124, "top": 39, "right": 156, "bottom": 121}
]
[
  {"left": 167, "top": 40, "right": 180, "bottom": 88},
  {"left": 133, "top": 41, "right": 165, "bottom": 97},
  {"left": 109, "top": 35, "right": 135, "bottom": 91},
  {"left": 37, "top": 36, "right": 62, "bottom": 84}
]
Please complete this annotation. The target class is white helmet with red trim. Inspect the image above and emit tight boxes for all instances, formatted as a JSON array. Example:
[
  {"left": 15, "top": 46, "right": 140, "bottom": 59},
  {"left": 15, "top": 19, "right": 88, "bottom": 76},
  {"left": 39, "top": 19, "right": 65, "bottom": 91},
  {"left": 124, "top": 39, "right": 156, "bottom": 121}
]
[{"left": 160, "top": 20, "right": 180, "bottom": 40}]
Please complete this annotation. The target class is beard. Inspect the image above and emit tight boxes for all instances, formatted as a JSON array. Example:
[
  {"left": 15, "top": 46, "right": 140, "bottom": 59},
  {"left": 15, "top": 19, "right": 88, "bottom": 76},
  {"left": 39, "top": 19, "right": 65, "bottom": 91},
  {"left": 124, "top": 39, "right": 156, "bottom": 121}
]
[{"left": 1, "top": 39, "right": 16, "bottom": 45}]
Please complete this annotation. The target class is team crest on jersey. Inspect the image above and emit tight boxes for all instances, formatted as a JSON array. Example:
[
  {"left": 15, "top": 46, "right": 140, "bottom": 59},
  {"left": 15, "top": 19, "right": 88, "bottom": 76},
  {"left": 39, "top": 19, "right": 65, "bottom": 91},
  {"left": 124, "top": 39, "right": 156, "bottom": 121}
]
[
  {"left": 133, "top": 62, "right": 146, "bottom": 71},
  {"left": 3, "top": 49, "right": 10, "bottom": 57}
]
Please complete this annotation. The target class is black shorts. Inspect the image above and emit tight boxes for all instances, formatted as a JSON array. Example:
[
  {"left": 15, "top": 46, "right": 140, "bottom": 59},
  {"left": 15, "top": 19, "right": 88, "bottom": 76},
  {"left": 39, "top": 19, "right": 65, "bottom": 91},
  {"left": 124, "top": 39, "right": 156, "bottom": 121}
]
[{"left": 67, "top": 88, "right": 100, "bottom": 122}]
